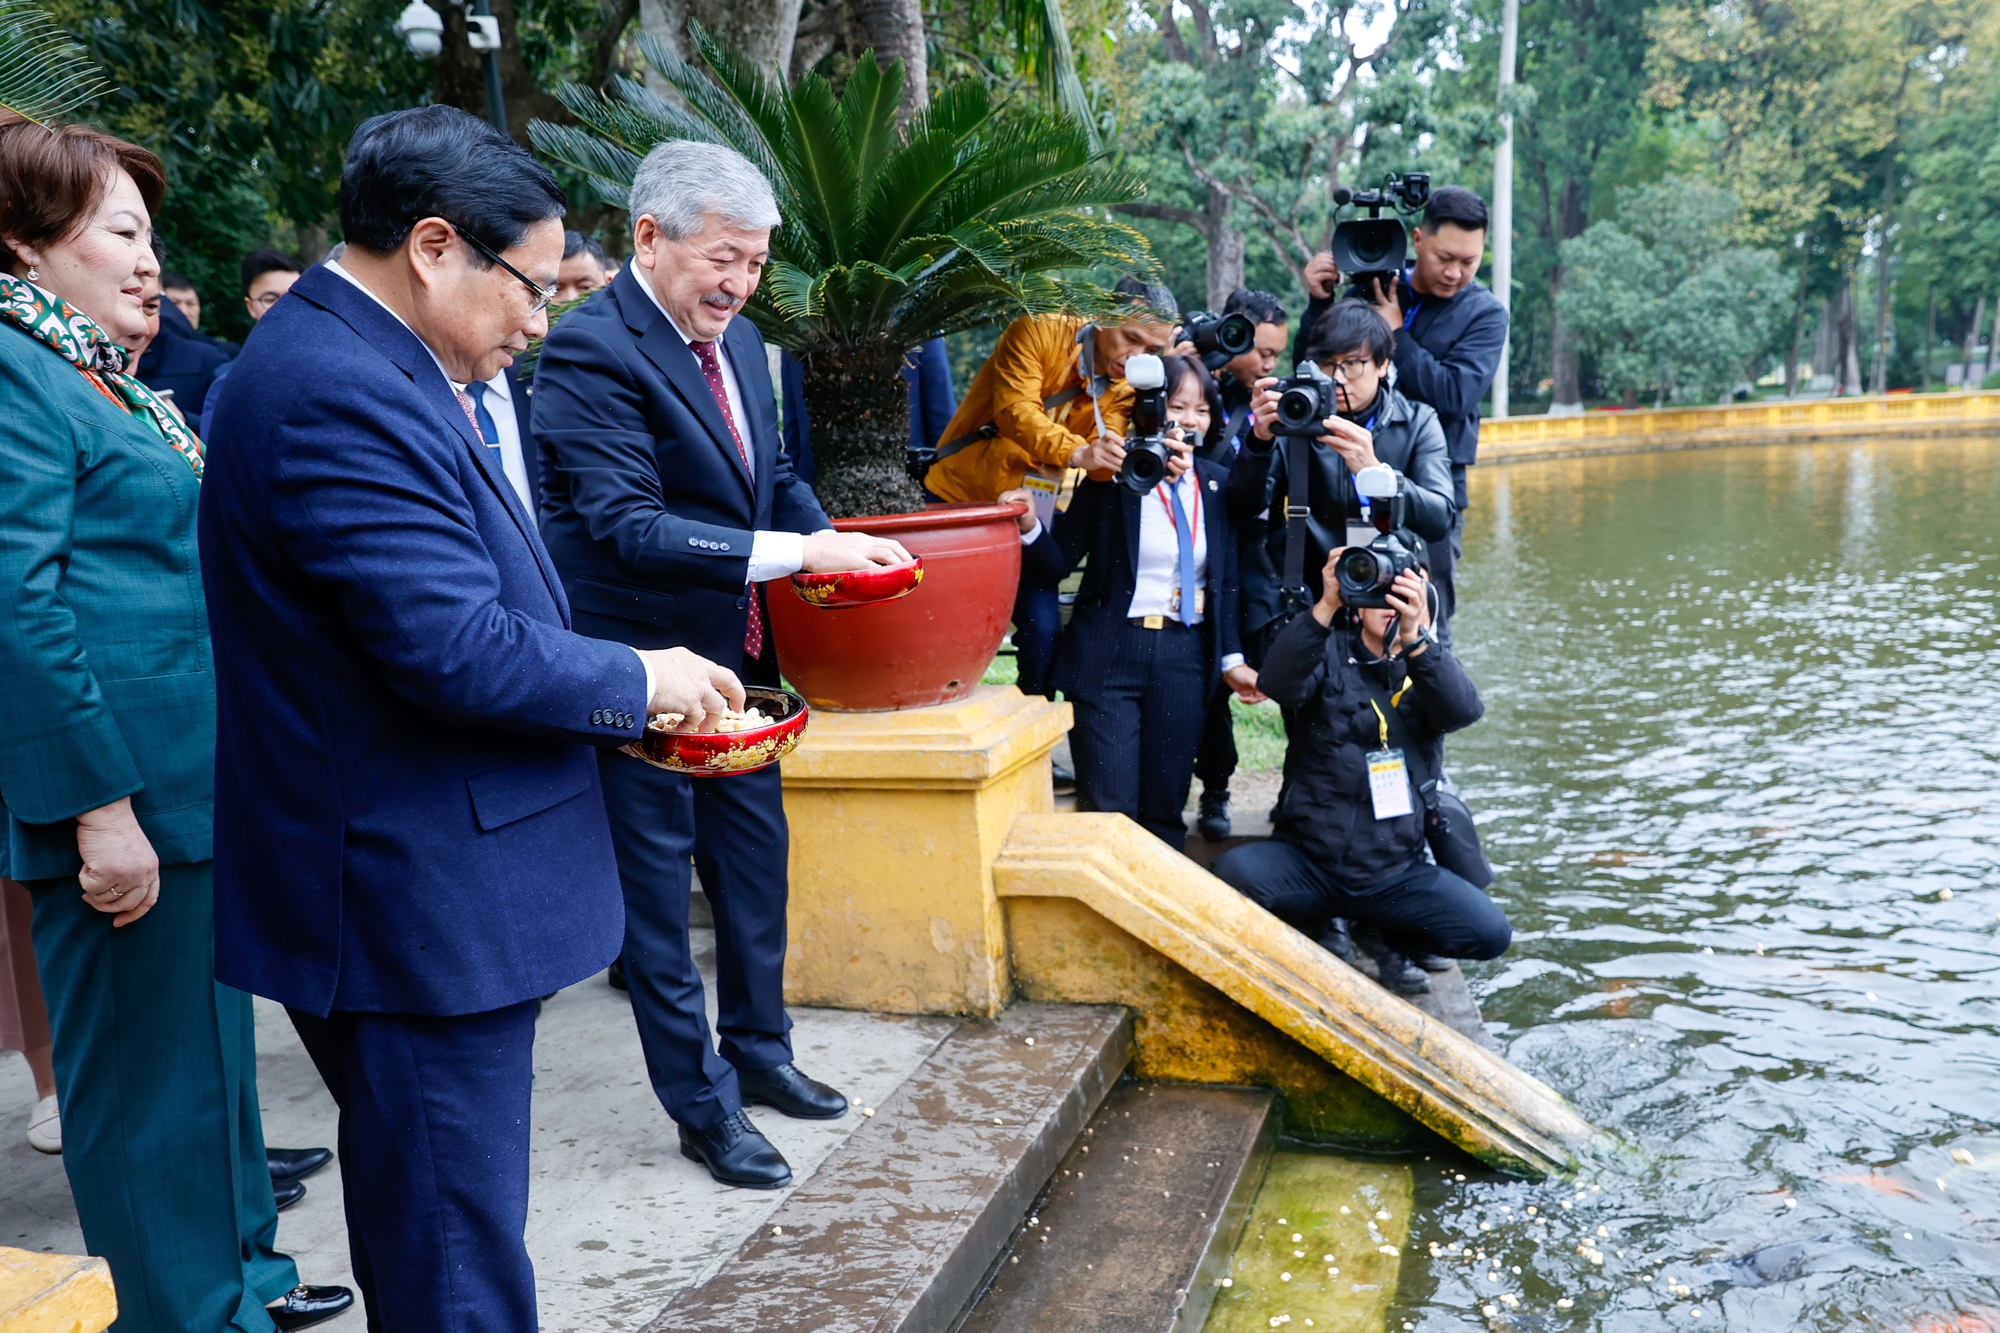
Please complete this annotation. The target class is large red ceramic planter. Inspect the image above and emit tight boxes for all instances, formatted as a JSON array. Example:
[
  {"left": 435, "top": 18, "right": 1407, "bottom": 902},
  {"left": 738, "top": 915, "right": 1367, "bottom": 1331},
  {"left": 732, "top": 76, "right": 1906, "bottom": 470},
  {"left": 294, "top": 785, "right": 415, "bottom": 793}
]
[{"left": 765, "top": 501, "right": 1025, "bottom": 712}]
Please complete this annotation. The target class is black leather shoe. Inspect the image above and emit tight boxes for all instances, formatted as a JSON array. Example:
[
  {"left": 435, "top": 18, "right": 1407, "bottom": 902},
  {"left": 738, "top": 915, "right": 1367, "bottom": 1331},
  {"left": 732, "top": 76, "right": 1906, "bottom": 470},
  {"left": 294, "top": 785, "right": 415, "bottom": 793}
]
[
  {"left": 1410, "top": 951, "right": 1456, "bottom": 972},
  {"left": 1315, "top": 917, "right": 1356, "bottom": 964},
  {"left": 738, "top": 1062, "right": 848, "bottom": 1119},
  {"left": 679, "top": 1111, "right": 792, "bottom": 1189},
  {"left": 268, "top": 1284, "right": 355, "bottom": 1331},
  {"left": 608, "top": 956, "right": 628, "bottom": 991},
  {"left": 1196, "top": 790, "right": 1231, "bottom": 841},
  {"left": 268, "top": 1147, "right": 332, "bottom": 1183},
  {"left": 273, "top": 1178, "right": 307, "bottom": 1211},
  {"left": 1051, "top": 761, "right": 1076, "bottom": 794},
  {"left": 1368, "top": 943, "right": 1433, "bottom": 996}
]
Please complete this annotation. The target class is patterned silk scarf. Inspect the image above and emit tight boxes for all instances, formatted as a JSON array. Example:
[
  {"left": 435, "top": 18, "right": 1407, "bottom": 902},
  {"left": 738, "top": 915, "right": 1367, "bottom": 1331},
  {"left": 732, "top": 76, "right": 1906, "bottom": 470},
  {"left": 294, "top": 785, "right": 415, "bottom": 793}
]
[{"left": 0, "top": 271, "right": 205, "bottom": 478}]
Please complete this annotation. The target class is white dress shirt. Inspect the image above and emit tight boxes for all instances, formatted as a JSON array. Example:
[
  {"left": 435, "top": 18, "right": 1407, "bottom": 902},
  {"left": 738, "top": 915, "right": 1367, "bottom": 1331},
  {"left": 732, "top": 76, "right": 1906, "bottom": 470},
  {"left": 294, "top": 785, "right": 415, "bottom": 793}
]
[
  {"left": 324, "top": 259, "right": 657, "bottom": 703},
  {"left": 470, "top": 369, "right": 532, "bottom": 511},
  {"left": 632, "top": 272, "right": 817, "bottom": 584},
  {"left": 1128, "top": 468, "right": 1208, "bottom": 620},
  {"left": 1123, "top": 469, "right": 1244, "bottom": 672}
]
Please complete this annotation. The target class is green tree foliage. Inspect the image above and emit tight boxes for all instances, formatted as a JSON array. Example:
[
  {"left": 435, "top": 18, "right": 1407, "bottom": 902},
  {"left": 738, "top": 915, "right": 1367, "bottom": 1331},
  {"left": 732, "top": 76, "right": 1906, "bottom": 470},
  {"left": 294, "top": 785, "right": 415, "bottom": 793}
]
[
  {"left": 50, "top": 0, "right": 428, "bottom": 339},
  {"left": 1558, "top": 179, "right": 1794, "bottom": 403},
  {"left": 532, "top": 24, "right": 1154, "bottom": 515}
]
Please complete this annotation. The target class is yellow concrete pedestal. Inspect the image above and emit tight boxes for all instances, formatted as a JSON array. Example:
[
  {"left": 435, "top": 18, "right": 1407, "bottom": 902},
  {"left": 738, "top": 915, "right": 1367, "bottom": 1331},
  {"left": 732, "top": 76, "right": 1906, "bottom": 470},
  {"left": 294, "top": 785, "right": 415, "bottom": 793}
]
[
  {"left": 0, "top": 1248, "right": 115, "bottom": 1333},
  {"left": 780, "top": 685, "right": 1071, "bottom": 1016}
]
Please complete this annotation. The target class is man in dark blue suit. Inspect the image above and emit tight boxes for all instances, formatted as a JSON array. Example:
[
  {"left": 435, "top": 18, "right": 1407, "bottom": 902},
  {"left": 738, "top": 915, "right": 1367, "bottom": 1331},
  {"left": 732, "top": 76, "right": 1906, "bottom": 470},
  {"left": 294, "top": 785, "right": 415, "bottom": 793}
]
[
  {"left": 532, "top": 139, "right": 910, "bottom": 1190},
  {"left": 200, "top": 106, "right": 744, "bottom": 1331}
]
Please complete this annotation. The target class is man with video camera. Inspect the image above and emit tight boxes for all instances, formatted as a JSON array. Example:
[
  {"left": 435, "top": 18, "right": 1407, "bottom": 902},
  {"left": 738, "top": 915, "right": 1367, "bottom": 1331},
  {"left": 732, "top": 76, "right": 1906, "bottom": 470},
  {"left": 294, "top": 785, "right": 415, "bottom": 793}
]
[
  {"left": 1211, "top": 546, "right": 1510, "bottom": 996},
  {"left": 1297, "top": 186, "right": 1505, "bottom": 641},
  {"left": 1228, "top": 300, "right": 1455, "bottom": 664}
]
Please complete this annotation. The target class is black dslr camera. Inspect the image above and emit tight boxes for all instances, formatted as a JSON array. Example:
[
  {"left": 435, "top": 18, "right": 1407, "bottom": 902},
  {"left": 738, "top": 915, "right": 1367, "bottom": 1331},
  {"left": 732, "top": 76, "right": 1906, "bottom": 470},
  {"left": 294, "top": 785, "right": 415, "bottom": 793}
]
[
  {"left": 1118, "top": 353, "right": 1171, "bottom": 494},
  {"left": 1270, "top": 361, "right": 1339, "bottom": 437},
  {"left": 1329, "top": 172, "right": 1431, "bottom": 302},
  {"left": 1181, "top": 309, "right": 1256, "bottom": 373},
  {"left": 1335, "top": 466, "right": 1428, "bottom": 609}
]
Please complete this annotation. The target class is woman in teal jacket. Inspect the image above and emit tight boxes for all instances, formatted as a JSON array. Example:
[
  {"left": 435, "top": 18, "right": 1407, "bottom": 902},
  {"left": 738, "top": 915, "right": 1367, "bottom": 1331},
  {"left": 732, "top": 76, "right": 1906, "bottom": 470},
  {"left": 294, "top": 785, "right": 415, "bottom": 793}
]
[{"left": 0, "top": 114, "right": 349, "bottom": 1331}]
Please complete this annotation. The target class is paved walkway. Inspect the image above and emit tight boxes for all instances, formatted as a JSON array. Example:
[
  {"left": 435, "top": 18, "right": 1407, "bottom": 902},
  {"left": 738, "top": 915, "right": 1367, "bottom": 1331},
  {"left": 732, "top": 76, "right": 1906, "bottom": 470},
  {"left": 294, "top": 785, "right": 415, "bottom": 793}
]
[{"left": 0, "top": 928, "right": 955, "bottom": 1331}]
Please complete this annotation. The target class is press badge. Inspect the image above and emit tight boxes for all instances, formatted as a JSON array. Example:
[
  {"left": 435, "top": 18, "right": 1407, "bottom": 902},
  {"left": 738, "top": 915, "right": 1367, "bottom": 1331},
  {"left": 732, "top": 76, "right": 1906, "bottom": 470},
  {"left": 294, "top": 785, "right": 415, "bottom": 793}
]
[
  {"left": 1366, "top": 748, "right": 1414, "bottom": 820},
  {"left": 1022, "top": 471, "right": 1061, "bottom": 530}
]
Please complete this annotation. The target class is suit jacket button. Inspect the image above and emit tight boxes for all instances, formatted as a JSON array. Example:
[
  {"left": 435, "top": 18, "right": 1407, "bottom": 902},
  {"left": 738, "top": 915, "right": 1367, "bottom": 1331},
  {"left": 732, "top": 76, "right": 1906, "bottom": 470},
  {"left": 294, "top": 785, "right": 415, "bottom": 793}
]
[
  {"left": 688, "top": 537, "right": 699, "bottom": 546},
  {"left": 592, "top": 710, "right": 605, "bottom": 724},
  {"left": 619, "top": 713, "right": 631, "bottom": 727}
]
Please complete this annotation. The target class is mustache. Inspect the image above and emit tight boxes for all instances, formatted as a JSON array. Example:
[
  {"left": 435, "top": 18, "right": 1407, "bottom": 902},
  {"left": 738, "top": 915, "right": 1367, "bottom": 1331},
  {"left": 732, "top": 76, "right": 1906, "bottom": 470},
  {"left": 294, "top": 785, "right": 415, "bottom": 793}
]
[{"left": 700, "top": 292, "right": 743, "bottom": 309}]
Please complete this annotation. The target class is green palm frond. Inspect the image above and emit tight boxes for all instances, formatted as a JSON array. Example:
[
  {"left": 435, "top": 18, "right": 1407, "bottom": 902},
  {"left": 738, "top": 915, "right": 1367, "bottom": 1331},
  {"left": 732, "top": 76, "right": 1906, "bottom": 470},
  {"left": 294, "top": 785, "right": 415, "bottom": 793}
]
[
  {"left": 0, "top": 0, "right": 112, "bottom": 129},
  {"left": 529, "top": 23, "right": 1154, "bottom": 359}
]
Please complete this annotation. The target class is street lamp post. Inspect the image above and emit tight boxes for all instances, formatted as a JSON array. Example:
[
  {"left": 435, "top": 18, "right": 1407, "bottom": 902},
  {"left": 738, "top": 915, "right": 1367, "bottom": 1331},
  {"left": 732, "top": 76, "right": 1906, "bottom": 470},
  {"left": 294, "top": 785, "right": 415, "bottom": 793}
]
[
  {"left": 1491, "top": 0, "right": 1519, "bottom": 419},
  {"left": 397, "top": 0, "right": 508, "bottom": 137}
]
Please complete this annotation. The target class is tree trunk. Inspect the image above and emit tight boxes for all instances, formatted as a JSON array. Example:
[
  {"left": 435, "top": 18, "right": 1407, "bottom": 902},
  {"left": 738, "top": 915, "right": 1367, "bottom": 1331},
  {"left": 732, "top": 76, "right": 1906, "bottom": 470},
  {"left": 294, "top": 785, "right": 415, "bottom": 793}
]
[
  {"left": 1203, "top": 187, "right": 1244, "bottom": 311},
  {"left": 1813, "top": 296, "right": 1837, "bottom": 388},
  {"left": 1835, "top": 279, "right": 1861, "bottom": 396},
  {"left": 800, "top": 345, "right": 925, "bottom": 518},
  {"left": 1784, "top": 281, "right": 1807, "bottom": 396},
  {"left": 640, "top": 0, "right": 805, "bottom": 88},
  {"left": 1869, "top": 144, "right": 1897, "bottom": 394},
  {"left": 1547, "top": 178, "right": 1587, "bottom": 412},
  {"left": 1962, "top": 291, "right": 1986, "bottom": 389},
  {"left": 1922, "top": 286, "right": 1935, "bottom": 389},
  {"left": 844, "top": 0, "right": 927, "bottom": 118}
]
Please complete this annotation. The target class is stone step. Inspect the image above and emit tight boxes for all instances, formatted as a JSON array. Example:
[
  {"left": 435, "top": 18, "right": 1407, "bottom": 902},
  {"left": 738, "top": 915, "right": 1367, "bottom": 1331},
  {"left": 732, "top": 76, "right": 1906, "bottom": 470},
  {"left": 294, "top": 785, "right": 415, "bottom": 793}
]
[
  {"left": 951, "top": 1081, "right": 1277, "bottom": 1333},
  {"left": 650, "top": 1003, "right": 1133, "bottom": 1333}
]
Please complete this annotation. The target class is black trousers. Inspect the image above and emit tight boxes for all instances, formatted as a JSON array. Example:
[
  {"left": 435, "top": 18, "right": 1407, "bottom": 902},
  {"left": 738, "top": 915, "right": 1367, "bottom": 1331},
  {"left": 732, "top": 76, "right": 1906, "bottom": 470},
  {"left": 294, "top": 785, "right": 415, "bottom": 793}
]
[
  {"left": 1192, "top": 680, "right": 1237, "bottom": 794},
  {"left": 1068, "top": 619, "right": 1208, "bottom": 850},
  {"left": 598, "top": 648, "right": 794, "bottom": 1132},
  {"left": 1213, "top": 839, "right": 1511, "bottom": 961}
]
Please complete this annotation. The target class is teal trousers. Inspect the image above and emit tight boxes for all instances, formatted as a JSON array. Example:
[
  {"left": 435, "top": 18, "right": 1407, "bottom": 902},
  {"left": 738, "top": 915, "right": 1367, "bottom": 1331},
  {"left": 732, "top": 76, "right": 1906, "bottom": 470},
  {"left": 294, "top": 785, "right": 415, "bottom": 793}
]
[{"left": 26, "top": 861, "right": 300, "bottom": 1333}]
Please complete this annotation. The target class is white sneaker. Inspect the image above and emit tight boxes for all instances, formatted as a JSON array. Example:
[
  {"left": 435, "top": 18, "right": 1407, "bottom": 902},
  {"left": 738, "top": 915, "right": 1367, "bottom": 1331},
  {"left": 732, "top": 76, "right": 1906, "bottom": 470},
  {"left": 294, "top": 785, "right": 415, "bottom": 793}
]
[{"left": 26, "top": 1094, "right": 60, "bottom": 1154}]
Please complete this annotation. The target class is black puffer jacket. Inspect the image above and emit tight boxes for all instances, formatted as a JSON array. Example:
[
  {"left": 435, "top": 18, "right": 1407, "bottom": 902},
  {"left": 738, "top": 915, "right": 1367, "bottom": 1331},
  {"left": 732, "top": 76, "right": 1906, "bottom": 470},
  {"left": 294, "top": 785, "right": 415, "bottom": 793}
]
[
  {"left": 1225, "top": 382, "right": 1453, "bottom": 642},
  {"left": 1256, "top": 609, "right": 1483, "bottom": 886}
]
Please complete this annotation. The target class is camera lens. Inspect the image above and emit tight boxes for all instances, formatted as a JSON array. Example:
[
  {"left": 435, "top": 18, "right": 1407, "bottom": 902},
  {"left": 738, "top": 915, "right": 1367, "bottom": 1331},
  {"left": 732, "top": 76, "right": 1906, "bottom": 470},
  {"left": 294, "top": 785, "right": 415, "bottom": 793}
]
[
  {"left": 1215, "top": 312, "right": 1256, "bottom": 356},
  {"left": 1276, "top": 386, "right": 1321, "bottom": 430},
  {"left": 1337, "top": 545, "right": 1389, "bottom": 592},
  {"left": 1119, "top": 440, "right": 1169, "bottom": 493}
]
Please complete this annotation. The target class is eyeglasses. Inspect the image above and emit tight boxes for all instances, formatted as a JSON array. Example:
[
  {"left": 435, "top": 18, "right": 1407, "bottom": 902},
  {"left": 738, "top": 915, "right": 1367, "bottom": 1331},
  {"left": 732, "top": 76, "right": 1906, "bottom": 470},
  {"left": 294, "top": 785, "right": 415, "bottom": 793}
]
[
  {"left": 1328, "top": 356, "right": 1379, "bottom": 379},
  {"left": 450, "top": 224, "right": 557, "bottom": 314}
]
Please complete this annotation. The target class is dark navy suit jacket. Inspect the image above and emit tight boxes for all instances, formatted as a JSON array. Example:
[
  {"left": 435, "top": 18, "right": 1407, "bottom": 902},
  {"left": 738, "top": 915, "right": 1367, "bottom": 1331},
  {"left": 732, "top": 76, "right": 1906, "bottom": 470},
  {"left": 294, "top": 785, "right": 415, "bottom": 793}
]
[
  {"left": 1036, "top": 461, "right": 1242, "bottom": 702},
  {"left": 138, "top": 299, "right": 230, "bottom": 420},
  {"left": 199, "top": 265, "right": 650, "bottom": 1018},
  {"left": 531, "top": 267, "right": 830, "bottom": 662}
]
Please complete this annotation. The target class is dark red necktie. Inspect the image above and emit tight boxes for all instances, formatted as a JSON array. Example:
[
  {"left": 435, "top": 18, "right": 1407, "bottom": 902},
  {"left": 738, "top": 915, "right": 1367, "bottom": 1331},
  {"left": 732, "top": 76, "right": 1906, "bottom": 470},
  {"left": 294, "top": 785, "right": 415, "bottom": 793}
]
[{"left": 689, "top": 339, "right": 764, "bottom": 661}]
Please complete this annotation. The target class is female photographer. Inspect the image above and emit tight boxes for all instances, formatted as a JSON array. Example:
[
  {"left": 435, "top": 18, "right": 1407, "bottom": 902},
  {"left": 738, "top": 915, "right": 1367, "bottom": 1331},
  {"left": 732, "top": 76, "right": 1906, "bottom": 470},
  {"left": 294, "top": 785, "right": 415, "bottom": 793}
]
[
  {"left": 1002, "top": 355, "right": 1259, "bottom": 850},
  {"left": 1210, "top": 546, "right": 1509, "bottom": 994},
  {"left": 1226, "top": 299, "right": 1455, "bottom": 659}
]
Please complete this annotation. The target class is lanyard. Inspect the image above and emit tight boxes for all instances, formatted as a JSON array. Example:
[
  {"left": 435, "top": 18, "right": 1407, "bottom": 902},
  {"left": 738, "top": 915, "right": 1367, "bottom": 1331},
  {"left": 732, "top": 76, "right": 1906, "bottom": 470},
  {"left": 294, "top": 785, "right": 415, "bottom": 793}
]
[
  {"left": 1368, "top": 683, "right": 1416, "bottom": 747},
  {"left": 1157, "top": 471, "right": 1201, "bottom": 532}
]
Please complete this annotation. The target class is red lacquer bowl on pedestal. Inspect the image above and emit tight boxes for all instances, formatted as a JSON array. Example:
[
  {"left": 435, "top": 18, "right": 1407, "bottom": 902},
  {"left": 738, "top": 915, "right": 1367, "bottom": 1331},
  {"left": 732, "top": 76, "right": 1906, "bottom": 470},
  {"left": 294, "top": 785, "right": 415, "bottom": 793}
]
[
  {"left": 621, "top": 686, "right": 808, "bottom": 777},
  {"left": 790, "top": 557, "right": 925, "bottom": 608}
]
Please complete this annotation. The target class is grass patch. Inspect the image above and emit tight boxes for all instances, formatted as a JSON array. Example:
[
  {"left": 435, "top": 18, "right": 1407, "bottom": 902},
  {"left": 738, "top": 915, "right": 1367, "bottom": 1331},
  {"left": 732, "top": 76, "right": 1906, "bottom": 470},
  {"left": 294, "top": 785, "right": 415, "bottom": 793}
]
[{"left": 1231, "top": 695, "right": 1287, "bottom": 773}]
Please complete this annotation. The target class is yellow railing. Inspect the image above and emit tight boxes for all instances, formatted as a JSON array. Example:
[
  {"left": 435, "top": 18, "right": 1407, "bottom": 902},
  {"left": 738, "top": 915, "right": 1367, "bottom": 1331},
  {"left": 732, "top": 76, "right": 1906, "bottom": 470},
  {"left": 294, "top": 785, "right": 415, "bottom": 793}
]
[{"left": 1480, "top": 390, "right": 2000, "bottom": 460}]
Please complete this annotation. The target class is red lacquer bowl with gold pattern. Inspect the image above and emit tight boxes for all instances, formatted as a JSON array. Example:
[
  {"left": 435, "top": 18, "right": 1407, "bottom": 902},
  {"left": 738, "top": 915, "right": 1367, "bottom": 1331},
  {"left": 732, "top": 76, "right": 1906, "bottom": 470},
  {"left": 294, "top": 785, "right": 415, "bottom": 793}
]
[
  {"left": 621, "top": 686, "right": 808, "bottom": 777},
  {"left": 789, "top": 557, "right": 925, "bottom": 608}
]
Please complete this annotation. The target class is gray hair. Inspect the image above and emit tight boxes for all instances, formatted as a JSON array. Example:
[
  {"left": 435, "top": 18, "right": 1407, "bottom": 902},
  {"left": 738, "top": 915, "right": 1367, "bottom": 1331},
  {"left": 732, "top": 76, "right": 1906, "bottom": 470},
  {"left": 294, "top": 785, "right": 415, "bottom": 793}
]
[{"left": 628, "top": 140, "right": 781, "bottom": 241}]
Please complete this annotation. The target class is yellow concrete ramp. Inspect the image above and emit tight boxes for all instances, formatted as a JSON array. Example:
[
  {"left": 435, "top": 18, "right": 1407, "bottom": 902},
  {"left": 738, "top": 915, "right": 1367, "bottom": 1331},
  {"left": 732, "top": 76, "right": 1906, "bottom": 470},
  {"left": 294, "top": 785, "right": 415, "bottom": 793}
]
[{"left": 994, "top": 814, "right": 1600, "bottom": 1179}]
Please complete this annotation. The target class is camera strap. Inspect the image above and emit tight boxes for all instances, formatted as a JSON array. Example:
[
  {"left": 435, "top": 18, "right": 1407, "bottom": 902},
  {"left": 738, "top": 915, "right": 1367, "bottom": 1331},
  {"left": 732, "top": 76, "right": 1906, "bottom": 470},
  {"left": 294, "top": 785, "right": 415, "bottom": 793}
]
[
  {"left": 932, "top": 383, "right": 1087, "bottom": 462},
  {"left": 1281, "top": 429, "right": 1312, "bottom": 594}
]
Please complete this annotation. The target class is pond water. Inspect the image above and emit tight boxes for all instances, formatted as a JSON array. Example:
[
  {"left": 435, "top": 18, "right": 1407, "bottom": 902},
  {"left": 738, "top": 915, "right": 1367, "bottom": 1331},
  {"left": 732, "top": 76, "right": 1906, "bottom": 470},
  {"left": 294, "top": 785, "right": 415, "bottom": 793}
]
[{"left": 1392, "top": 435, "right": 2000, "bottom": 1330}]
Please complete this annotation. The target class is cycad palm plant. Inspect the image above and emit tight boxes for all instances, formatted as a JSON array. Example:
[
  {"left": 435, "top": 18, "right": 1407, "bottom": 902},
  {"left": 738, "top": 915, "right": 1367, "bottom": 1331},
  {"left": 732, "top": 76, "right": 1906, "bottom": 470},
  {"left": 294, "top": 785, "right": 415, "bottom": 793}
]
[{"left": 530, "top": 27, "right": 1156, "bottom": 517}]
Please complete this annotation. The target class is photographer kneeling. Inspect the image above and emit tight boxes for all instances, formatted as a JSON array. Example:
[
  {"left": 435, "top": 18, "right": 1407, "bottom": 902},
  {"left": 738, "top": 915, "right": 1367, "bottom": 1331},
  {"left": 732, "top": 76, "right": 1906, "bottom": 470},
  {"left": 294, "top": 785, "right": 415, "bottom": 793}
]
[{"left": 1211, "top": 551, "right": 1509, "bottom": 994}]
